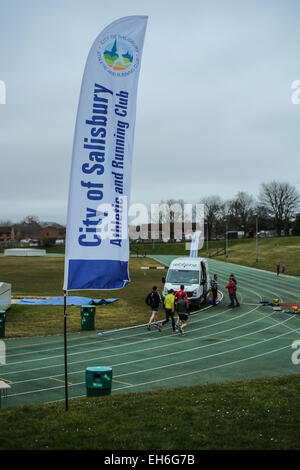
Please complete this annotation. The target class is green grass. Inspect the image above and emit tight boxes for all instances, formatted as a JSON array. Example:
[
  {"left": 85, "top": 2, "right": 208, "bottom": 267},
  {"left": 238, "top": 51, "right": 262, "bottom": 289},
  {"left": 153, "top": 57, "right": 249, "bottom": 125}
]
[
  {"left": 1, "top": 374, "right": 299, "bottom": 450},
  {"left": 0, "top": 256, "right": 167, "bottom": 337},
  {"left": 136, "top": 236, "right": 300, "bottom": 276},
  {"left": 206, "top": 236, "right": 300, "bottom": 275}
]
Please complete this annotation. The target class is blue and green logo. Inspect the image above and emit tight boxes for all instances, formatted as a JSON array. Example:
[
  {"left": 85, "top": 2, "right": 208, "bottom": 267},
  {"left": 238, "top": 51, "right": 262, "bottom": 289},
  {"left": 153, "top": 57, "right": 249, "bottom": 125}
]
[
  {"left": 103, "top": 39, "right": 133, "bottom": 71},
  {"left": 97, "top": 35, "right": 139, "bottom": 77}
]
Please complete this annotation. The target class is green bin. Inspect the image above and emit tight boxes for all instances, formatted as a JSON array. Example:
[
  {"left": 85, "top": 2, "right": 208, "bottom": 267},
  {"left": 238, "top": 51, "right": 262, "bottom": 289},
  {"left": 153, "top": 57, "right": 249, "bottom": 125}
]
[
  {"left": 0, "top": 311, "right": 6, "bottom": 339},
  {"left": 81, "top": 305, "right": 96, "bottom": 330},
  {"left": 86, "top": 366, "right": 112, "bottom": 397}
]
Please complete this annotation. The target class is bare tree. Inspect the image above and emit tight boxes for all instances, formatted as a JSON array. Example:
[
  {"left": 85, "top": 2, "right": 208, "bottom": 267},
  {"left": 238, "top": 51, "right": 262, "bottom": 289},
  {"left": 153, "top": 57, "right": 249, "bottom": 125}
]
[
  {"left": 14, "top": 215, "right": 41, "bottom": 239},
  {"left": 227, "top": 192, "right": 255, "bottom": 237},
  {"left": 259, "top": 181, "right": 300, "bottom": 236},
  {"left": 159, "top": 199, "right": 185, "bottom": 223},
  {"left": 200, "top": 196, "right": 224, "bottom": 240}
]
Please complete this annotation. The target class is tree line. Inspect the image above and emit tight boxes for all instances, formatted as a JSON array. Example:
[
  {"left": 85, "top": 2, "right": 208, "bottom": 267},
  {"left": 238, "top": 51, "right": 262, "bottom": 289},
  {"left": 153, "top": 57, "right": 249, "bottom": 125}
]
[
  {"left": 0, "top": 216, "right": 65, "bottom": 240},
  {"left": 1, "top": 181, "right": 300, "bottom": 241},
  {"left": 158, "top": 181, "right": 300, "bottom": 239}
]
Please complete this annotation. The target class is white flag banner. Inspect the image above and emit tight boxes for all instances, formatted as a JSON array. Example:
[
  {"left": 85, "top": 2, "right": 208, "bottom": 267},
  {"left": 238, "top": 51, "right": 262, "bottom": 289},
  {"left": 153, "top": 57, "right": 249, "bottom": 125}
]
[
  {"left": 63, "top": 16, "right": 148, "bottom": 291},
  {"left": 190, "top": 231, "right": 201, "bottom": 257}
]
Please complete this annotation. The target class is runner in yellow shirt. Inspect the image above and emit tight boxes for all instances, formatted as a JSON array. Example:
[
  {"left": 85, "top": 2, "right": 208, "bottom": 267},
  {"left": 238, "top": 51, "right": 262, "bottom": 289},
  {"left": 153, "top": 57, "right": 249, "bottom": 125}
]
[{"left": 158, "top": 289, "right": 176, "bottom": 333}]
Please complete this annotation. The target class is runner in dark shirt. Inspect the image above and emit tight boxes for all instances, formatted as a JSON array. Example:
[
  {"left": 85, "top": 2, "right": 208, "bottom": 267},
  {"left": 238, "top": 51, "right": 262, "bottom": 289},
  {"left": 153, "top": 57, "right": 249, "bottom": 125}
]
[
  {"left": 145, "top": 286, "right": 161, "bottom": 330},
  {"left": 175, "top": 293, "right": 190, "bottom": 336}
]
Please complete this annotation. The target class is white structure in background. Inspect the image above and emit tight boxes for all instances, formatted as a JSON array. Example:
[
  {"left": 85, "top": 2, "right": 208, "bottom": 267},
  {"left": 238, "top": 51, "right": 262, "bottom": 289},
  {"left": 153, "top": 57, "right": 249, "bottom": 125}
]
[
  {"left": 4, "top": 248, "right": 46, "bottom": 257},
  {"left": 0, "top": 282, "right": 11, "bottom": 311}
]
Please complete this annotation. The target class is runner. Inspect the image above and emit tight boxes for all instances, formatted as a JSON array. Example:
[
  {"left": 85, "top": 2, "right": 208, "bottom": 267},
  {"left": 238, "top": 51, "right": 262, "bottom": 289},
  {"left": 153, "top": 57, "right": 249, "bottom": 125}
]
[
  {"left": 174, "top": 284, "right": 189, "bottom": 302},
  {"left": 175, "top": 293, "right": 190, "bottom": 336},
  {"left": 158, "top": 289, "right": 176, "bottom": 333},
  {"left": 145, "top": 286, "right": 161, "bottom": 330}
]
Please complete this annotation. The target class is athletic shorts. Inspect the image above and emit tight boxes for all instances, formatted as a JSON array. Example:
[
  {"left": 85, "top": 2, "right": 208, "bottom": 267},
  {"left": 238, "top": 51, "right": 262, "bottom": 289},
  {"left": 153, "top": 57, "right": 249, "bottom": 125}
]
[{"left": 178, "top": 313, "right": 188, "bottom": 322}]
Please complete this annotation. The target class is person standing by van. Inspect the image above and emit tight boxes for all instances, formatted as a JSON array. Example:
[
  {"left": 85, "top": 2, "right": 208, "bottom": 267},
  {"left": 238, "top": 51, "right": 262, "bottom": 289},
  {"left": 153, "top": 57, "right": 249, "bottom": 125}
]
[
  {"left": 226, "top": 275, "right": 239, "bottom": 307},
  {"left": 230, "top": 274, "right": 240, "bottom": 307},
  {"left": 210, "top": 274, "right": 218, "bottom": 306},
  {"left": 145, "top": 286, "right": 161, "bottom": 330}
]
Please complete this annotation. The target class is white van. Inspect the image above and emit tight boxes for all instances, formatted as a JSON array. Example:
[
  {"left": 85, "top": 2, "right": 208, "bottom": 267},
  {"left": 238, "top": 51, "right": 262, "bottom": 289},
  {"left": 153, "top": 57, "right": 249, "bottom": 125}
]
[{"left": 162, "top": 257, "right": 209, "bottom": 308}]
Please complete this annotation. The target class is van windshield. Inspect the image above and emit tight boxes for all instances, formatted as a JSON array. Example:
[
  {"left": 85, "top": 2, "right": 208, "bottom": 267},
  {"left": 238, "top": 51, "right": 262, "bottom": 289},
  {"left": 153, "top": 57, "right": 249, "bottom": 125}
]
[{"left": 166, "top": 269, "right": 199, "bottom": 285}]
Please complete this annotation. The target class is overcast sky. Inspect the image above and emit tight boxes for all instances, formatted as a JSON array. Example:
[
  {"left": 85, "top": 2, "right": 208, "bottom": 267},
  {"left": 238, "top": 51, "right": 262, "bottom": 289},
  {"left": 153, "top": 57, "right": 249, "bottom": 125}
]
[{"left": 0, "top": 0, "right": 299, "bottom": 225}]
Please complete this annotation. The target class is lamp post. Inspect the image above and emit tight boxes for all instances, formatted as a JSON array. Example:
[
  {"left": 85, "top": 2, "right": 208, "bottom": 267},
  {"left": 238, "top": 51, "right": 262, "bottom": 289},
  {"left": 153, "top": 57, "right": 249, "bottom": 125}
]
[
  {"left": 205, "top": 222, "right": 209, "bottom": 256},
  {"left": 256, "top": 215, "right": 259, "bottom": 263},
  {"left": 225, "top": 221, "right": 228, "bottom": 258}
]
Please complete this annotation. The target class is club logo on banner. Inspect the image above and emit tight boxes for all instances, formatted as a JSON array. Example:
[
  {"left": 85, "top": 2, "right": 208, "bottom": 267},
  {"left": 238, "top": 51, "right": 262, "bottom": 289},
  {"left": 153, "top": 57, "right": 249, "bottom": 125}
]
[
  {"left": 63, "top": 16, "right": 148, "bottom": 291},
  {"left": 98, "top": 36, "right": 140, "bottom": 76}
]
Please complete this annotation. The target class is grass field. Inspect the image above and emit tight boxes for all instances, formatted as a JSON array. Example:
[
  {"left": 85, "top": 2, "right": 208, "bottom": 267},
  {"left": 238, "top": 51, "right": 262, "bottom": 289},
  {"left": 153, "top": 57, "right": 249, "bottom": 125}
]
[
  {"left": 0, "top": 256, "right": 167, "bottom": 337},
  {"left": 0, "top": 374, "right": 299, "bottom": 450},
  {"left": 137, "top": 236, "right": 300, "bottom": 276}
]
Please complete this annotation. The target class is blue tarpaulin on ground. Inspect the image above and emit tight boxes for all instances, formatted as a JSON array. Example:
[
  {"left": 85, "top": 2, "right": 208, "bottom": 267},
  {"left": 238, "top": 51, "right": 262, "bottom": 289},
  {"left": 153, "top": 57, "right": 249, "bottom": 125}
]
[{"left": 18, "top": 297, "right": 120, "bottom": 306}]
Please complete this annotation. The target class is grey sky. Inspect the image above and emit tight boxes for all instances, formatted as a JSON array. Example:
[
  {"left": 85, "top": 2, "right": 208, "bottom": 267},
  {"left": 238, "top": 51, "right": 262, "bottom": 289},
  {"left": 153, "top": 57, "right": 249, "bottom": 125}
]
[{"left": 0, "top": 0, "right": 299, "bottom": 224}]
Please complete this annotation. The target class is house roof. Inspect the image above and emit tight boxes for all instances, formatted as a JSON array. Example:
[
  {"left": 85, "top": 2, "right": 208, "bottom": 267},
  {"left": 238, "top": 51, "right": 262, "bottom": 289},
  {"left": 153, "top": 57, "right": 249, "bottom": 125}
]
[{"left": 0, "top": 226, "right": 12, "bottom": 234}]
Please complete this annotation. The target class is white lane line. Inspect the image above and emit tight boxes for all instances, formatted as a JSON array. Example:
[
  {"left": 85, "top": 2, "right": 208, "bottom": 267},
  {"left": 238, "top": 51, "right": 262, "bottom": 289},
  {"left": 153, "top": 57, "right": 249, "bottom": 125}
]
[
  {"left": 16, "top": 331, "right": 293, "bottom": 400},
  {"left": 4, "top": 302, "right": 262, "bottom": 373},
  {"left": 8, "top": 311, "right": 296, "bottom": 390}
]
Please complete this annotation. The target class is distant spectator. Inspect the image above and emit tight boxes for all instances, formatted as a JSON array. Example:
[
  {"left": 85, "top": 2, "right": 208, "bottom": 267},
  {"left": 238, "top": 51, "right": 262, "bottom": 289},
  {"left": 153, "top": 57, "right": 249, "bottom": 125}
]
[
  {"left": 276, "top": 260, "right": 280, "bottom": 276},
  {"left": 282, "top": 264, "right": 286, "bottom": 274},
  {"left": 210, "top": 274, "right": 218, "bottom": 306},
  {"left": 226, "top": 275, "right": 240, "bottom": 308},
  {"left": 230, "top": 274, "right": 240, "bottom": 307}
]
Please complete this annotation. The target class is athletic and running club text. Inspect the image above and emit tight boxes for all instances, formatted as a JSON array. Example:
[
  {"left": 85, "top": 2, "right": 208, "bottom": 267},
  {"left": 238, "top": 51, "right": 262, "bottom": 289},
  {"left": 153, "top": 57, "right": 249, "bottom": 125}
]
[{"left": 78, "top": 83, "right": 129, "bottom": 248}]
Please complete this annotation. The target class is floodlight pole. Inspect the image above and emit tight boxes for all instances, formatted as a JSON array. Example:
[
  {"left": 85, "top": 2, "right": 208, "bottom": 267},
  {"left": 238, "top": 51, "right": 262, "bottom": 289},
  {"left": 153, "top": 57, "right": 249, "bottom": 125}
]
[
  {"left": 256, "top": 215, "right": 259, "bottom": 263},
  {"left": 225, "top": 222, "right": 228, "bottom": 258},
  {"left": 63, "top": 290, "right": 69, "bottom": 411}
]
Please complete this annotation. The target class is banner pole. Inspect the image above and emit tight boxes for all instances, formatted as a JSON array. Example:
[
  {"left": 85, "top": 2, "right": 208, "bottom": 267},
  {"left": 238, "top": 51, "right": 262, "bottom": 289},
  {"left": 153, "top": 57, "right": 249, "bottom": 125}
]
[{"left": 63, "top": 290, "right": 69, "bottom": 411}]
